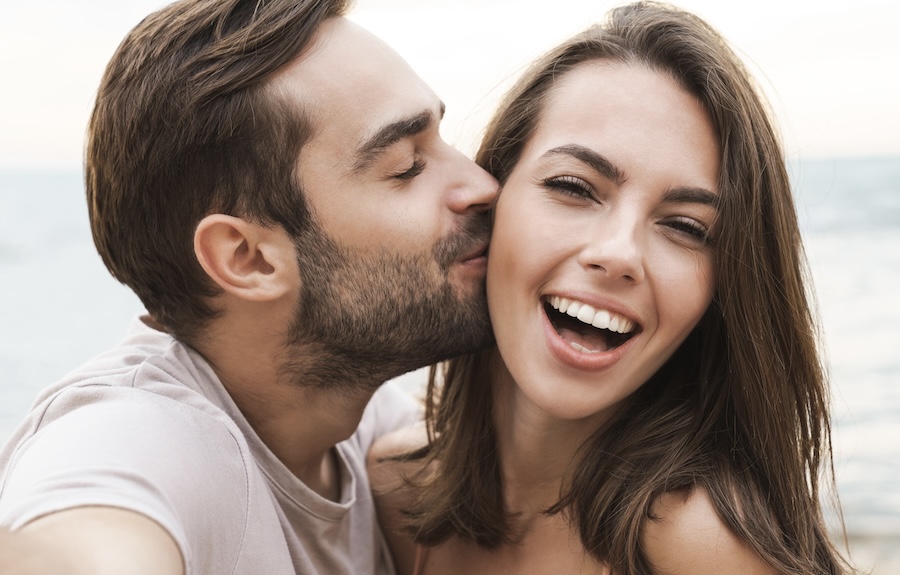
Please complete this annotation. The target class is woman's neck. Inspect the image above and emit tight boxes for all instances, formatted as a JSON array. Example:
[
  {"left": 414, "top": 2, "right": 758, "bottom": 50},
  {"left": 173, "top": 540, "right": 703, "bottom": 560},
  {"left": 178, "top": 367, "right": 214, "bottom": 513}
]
[{"left": 490, "top": 356, "right": 608, "bottom": 518}]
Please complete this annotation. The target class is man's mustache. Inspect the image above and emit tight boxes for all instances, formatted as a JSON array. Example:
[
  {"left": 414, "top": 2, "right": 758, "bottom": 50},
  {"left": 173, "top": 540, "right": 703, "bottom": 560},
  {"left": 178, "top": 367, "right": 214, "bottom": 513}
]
[{"left": 433, "top": 211, "right": 493, "bottom": 271}]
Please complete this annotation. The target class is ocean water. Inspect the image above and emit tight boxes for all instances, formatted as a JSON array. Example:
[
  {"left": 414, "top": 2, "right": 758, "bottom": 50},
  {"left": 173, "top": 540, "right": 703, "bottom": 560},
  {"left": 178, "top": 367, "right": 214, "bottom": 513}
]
[
  {"left": 1, "top": 158, "right": 898, "bottom": 544},
  {"left": 790, "top": 157, "right": 900, "bottom": 539}
]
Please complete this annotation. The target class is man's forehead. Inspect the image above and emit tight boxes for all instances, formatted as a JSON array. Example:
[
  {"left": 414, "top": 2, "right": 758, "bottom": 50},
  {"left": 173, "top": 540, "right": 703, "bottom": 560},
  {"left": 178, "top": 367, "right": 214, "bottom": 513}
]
[
  {"left": 271, "top": 17, "right": 442, "bottom": 165},
  {"left": 273, "top": 18, "right": 436, "bottom": 118},
  {"left": 272, "top": 18, "right": 418, "bottom": 93}
]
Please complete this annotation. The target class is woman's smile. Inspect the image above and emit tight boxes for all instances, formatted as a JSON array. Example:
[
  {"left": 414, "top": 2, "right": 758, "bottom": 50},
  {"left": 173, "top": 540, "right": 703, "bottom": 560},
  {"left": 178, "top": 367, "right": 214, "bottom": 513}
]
[{"left": 544, "top": 295, "right": 638, "bottom": 353}]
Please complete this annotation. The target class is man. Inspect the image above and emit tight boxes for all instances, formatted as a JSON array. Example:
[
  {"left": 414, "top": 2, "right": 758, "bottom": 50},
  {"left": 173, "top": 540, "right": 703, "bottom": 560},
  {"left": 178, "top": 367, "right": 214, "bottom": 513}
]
[{"left": 0, "top": 0, "right": 497, "bottom": 573}]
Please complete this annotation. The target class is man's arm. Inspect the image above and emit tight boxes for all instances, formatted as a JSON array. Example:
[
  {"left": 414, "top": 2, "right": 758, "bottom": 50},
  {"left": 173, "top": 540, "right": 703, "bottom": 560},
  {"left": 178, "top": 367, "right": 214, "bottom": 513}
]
[
  {"left": 0, "top": 385, "right": 250, "bottom": 575},
  {"left": 1, "top": 507, "right": 183, "bottom": 575}
]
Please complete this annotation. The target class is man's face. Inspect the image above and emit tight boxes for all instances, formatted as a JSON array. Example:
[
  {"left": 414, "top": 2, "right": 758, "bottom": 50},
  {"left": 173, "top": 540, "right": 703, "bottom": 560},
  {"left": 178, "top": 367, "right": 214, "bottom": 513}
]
[{"left": 271, "top": 18, "right": 498, "bottom": 388}]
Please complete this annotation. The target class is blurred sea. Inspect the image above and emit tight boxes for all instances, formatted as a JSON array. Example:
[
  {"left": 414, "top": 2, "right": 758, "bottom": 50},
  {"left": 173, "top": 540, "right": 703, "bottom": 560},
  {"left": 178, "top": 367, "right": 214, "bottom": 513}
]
[{"left": 1, "top": 158, "right": 899, "bottom": 571}]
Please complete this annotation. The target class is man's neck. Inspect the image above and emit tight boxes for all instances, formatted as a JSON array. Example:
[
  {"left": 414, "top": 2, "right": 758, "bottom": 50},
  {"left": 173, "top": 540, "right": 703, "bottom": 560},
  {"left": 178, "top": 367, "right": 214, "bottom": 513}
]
[
  {"left": 191, "top": 310, "right": 378, "bottom": 500},
  {"left": 226, "top": 376, "right": 374, "bottom": 499}
]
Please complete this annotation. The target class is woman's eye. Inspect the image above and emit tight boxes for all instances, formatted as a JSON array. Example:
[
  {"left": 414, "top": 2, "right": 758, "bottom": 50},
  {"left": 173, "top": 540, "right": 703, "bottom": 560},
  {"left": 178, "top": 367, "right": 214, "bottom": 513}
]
[
  {"left": 392, "top": 159, "right": 425, "bottom": 181},
  {"left": 542, "top": 176, "right": 595, "bottom": 200},
  {"left": 664, "top": 217, "right": 712, "bottom": 244}
]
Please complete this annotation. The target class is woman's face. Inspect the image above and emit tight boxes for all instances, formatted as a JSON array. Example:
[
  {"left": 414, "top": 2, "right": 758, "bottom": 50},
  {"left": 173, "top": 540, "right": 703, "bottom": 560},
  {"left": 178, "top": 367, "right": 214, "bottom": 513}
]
[{"left": 487, "top": 61, "right": 719, "bottom": 422}]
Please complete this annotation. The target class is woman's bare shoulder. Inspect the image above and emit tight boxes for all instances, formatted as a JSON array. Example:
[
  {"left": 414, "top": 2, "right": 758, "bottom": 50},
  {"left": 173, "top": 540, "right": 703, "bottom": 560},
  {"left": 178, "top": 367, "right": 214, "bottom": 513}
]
[{"left": 643, "top": 486, "right": 776, "bottom": 575}]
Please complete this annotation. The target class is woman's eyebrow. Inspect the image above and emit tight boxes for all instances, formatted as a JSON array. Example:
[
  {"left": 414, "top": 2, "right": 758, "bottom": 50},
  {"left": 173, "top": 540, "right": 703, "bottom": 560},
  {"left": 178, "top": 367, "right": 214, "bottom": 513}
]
[
  {"left": 663, "top": 186, "right": 719, "bottom": 207},
  {"left": 543, "top": 144, "right": 718, "bottom": 206},
  {"left": 541, "top": 144, "right": 626, "bottom": 185}
]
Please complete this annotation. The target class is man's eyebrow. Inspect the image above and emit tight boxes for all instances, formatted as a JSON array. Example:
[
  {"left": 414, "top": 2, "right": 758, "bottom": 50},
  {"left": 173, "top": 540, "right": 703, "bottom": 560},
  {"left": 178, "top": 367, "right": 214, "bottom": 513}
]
[
  {"left": 353, "top": 102, "right": 446, "bottom": 173},
  {"left": 542, "top": 144, "right": 626, "bottom": 185}
]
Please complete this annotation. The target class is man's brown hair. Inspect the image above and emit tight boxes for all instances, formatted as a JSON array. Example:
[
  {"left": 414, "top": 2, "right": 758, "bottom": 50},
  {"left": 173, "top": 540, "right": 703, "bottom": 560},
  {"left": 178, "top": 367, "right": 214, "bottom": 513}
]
[{"left": 86, "top": 0, "right": 350, "bottom": 342}]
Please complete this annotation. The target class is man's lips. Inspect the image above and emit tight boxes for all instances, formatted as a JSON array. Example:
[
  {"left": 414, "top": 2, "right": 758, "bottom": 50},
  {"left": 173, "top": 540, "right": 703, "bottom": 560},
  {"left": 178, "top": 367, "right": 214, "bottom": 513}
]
[{"left": 457, "top": 241, "right": 489, "bottom": 264}]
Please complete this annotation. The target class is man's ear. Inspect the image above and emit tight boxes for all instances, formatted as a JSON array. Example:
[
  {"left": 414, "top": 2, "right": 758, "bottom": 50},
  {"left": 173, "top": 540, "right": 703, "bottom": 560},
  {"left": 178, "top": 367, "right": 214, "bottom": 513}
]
[{"left": 194, "top": 214, "right": 297, "bottom": 302}]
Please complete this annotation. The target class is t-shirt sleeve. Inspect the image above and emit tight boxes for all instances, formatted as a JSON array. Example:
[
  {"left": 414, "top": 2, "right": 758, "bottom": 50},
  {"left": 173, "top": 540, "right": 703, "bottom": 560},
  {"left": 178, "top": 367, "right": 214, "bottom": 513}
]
[{"left": 0, "top": 384, "right": 250, "bottom": 575}]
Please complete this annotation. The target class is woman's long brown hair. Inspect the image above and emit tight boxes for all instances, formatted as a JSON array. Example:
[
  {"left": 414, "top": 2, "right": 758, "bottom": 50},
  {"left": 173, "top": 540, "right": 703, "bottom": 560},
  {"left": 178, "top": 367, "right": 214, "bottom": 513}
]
[{"left": 399, "top": 3, "right": 853, "bottom": 573}]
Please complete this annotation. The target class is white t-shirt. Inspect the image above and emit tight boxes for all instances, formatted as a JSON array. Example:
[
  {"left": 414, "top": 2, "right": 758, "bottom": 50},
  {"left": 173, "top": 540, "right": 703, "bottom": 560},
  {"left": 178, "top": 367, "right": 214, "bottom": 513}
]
[{"left": 0, "top": 316, "right": 421, "bottom": 575}]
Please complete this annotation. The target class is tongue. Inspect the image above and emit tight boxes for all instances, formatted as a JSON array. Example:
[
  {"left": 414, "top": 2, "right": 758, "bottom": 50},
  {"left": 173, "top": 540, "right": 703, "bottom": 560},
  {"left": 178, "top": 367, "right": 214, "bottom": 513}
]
[{"left": 557, "top": 326, "right": 611, "bottom": 353}]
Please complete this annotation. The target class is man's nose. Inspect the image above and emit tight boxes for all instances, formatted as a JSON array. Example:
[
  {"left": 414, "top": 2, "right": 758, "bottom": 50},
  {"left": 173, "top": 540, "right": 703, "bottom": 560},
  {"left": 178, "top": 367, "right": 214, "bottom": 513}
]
[{"left": 446, "top": 152, "right": 499, "bottom": 215}]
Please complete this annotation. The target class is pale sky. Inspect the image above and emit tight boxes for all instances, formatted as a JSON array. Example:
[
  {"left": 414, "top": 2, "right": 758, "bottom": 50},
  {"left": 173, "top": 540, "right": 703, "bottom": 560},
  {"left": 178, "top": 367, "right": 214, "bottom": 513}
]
[{"left": 1, "top": 0, "right": 898, "bottom": 169}]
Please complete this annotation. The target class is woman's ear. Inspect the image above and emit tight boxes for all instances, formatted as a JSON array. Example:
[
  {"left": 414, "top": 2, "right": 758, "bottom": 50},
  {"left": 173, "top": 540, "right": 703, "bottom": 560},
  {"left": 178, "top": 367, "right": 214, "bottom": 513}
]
[{"left": 194, "top": 214, "right": 297, "bottom": 302}]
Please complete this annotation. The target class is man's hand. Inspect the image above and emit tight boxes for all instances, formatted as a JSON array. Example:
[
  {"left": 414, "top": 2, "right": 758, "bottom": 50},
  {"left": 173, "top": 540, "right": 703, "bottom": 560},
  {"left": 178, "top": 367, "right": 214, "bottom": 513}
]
[{"left": 0, "top": 507, "right": 183, "bottom": 575}]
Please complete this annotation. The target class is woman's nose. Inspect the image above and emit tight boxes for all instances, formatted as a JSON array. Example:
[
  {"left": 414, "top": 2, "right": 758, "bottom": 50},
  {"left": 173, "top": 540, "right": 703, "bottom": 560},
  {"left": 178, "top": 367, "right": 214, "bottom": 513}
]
[{"left": 576, "top": 215, "right": 646, "bottom": 284}]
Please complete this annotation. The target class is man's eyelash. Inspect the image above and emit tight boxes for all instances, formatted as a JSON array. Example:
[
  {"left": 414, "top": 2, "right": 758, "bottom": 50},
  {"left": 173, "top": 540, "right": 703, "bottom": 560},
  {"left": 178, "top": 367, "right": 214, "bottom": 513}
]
[
  {"left": 542, "top": 176, "right": 594, "bottom": 198},
  {"left": 392, "top": 159, "right": 425, "bottom": 181}
]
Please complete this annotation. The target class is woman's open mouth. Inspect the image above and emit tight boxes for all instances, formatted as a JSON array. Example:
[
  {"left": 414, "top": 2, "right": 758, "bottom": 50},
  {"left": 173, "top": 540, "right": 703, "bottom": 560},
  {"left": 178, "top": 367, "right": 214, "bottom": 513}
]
[{"left": 543, "top": 296, "right": 638, "bottom": 353}]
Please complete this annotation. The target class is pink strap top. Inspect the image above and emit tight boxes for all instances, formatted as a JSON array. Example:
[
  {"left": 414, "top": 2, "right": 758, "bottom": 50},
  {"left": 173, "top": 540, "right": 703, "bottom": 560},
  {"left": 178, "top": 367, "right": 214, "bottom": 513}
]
[{"left": 413, "top": 544, "right": 429, "bottom": 575}]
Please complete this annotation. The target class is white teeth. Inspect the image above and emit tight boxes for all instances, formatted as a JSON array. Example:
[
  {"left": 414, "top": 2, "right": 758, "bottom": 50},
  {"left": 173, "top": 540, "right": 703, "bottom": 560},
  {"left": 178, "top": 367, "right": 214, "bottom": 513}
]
[
  {"left": 591, "top": 310, "right": 611, "bottom": 330},
  {"left": 568, "top": 341, "right": 599, "bottom": 354},
  {"left": 576, "top": 306, "right": 594, "bottom": 323},
  {"left": 566, "top": 302, "right": 581, "bottom": 318},
  {"left": 547, "top": 296, "right": 635, "bottom": 334}
]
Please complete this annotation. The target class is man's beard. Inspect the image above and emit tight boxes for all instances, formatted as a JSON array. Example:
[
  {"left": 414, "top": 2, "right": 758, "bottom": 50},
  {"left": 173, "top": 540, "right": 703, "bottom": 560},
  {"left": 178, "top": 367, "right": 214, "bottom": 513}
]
[{"left": 281, "top": 213, "right": 494, "bottom": 391}]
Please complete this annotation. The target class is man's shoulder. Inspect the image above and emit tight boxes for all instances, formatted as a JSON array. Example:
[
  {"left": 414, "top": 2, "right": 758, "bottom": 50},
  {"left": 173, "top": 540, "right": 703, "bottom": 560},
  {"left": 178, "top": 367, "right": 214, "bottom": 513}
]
[
  {"left": 66, "top": 316, "right": 201, "bottom": 389},
  {"left": 351, "top": 381, "right": 423, "bottom": 452},
  {"left": 0, "top": 330, "right": 256, "bottom": 556},
  {"left": 0, "top": 382, "right": 257, "bottom": 574},
  {"left": 3, "top": 371, "right": 248, "bottom": 480},
  {"left": 2, "top": 317, "right": 247, "bottom": 481},
  {"left": 30, "top": 317, "right": 225, "bottom": 427}
]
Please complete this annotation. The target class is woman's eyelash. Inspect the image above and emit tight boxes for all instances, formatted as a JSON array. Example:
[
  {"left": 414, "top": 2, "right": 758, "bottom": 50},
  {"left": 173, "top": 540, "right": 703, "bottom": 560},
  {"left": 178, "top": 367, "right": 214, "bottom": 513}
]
[
  {"left": 392, "top": 159, "right": 425, "bottom": 181},
  {"left": 665, "top": 217, "right": 712, "bottom": 244},
  {"left": 541, "top": 175, "right": 713, "bottom": 245},
  {"left": 542, "top": 176, "right": 594, "bottom": 198}
]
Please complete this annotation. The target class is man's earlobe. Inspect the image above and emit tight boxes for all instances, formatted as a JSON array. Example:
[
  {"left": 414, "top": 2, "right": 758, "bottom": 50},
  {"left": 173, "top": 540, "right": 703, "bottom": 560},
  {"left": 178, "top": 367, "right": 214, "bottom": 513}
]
[{"left": 194, "top": 214, "right": 297, "bottom": 301}]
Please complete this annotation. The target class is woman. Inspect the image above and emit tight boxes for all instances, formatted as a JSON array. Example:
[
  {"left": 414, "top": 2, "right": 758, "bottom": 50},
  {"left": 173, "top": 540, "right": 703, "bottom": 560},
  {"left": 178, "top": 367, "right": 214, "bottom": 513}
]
[{"left": 370, "top": 3, "right": 854, "bottom": 574}]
